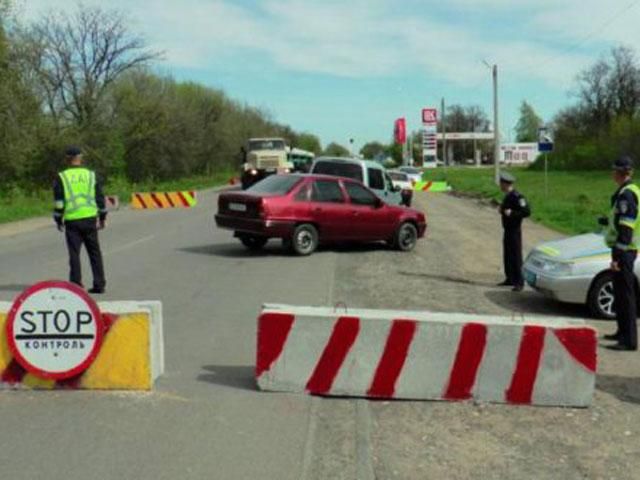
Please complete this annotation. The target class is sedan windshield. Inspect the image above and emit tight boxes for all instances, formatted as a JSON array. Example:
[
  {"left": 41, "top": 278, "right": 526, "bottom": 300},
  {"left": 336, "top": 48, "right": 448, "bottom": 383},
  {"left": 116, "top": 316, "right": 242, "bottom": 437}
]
[{"left": 248, "top": 175, "right": 301, "bottom": 194}]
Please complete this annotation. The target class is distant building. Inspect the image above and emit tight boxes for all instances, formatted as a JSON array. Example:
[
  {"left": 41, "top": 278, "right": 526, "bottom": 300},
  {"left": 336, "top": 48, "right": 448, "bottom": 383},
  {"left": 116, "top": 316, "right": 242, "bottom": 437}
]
[{"left": 500, "top": 143, "right": 539, "bottom": 165}]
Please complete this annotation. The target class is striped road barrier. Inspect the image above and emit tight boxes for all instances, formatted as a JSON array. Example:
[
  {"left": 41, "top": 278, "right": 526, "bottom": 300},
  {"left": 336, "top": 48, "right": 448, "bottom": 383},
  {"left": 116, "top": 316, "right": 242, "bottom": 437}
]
[
  {"left": 105, "top": 195, "right": 120, "bottom": 211},
  {"left": 413, "top": 181, "right": 450, "bottom": 192},
  {"left": 131, "top": 191, "right": 197, "bottom": 209},
  {"left": 256, "top": 304, "right": 597, "bottom": 407}
]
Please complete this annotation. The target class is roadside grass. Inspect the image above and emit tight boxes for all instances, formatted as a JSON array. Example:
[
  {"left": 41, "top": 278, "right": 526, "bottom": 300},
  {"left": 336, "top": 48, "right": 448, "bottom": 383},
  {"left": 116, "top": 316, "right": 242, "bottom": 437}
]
[
  {"left": 0, "top": 171, "right": 234, "bottom": 225},
  {"left": 428, "top": 167, "right": 613, "bottom": 235}
]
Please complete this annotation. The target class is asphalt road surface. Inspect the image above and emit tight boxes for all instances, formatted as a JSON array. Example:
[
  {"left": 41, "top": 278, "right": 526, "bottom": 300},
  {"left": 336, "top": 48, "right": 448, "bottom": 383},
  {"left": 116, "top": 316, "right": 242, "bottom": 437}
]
[{"left": 0, "top": 189, "right": 638, "bottom": 480}]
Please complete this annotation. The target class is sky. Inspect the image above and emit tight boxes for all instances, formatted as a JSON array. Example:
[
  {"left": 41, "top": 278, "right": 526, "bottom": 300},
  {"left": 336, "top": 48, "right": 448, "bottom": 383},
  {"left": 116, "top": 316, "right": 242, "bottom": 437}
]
[{"left": 14, "top": 0, "right": 640, "bottom": 151}]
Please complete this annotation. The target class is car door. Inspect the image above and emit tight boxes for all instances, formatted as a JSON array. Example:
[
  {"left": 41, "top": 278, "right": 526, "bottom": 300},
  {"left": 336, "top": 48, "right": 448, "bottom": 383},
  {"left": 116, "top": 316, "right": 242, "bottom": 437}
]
[
  {"left": 368, "top": 166, "right": 402, "bottom": 205},
  {"left": 308, "top": 179, "right": 354, "bottom": 240},
  {"left": 344, "top": 181, "right": 394, "bottom": 241},
  {"left": 383, "top": 171, "right": 403, "bottom": 205}
]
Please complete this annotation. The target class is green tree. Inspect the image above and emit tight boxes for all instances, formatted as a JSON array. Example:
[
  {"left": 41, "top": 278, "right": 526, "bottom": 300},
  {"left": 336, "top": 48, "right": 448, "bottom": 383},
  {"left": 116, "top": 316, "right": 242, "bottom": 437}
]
[
  {"left": 360, "top": 141, "right": 386, "bottom": 159},
  {"left": 296, "top": 132, "right": 322, "bottom": 155},
  {"left": 515, "top": 101, "right": 543, "bottom": 142},
  {"left": 385, "top": 141, "right": 403, "bottom": 164},
  {"left": 323, "top": 142, "right": 350, "bottom": 157},
  {"left": 0, "top": 9, "right": 42, "bottom": 189}
]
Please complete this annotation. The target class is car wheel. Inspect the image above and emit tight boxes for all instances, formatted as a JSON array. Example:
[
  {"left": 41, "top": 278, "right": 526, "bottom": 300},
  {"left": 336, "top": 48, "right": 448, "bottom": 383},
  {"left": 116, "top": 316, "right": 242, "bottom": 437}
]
[
  {"left": 393, "top": 222, "right": 418, "bottom": 252},
  {"left": 239, "top": 234, "right": 268, "bottom": 251},
  {"left": 291, "top": 224, "right": 318, "bottom": 256},
  {"left": 587, "top": 273, "right": 616, "bottom": 320}
]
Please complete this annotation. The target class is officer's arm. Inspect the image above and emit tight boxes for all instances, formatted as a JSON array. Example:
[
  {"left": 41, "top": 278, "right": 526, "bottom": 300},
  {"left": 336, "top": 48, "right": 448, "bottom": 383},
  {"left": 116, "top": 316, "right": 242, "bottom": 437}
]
[
  {"left": 511, "top": 195, "right": 531, "bottom": 219},
  {"left": 95, "top": 175, "right": 107, "bottom": 222},
  {"left": 613, "top": 190, "right": 638, "bottom": 260},
  {"left": 53, "top": 176, "right": 64, "bottom": 227}
]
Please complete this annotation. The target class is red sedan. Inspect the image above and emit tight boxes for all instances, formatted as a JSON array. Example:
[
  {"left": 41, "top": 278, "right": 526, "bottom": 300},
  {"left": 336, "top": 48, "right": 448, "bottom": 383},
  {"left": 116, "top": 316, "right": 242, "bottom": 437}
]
[{"left": 215, "top": 174, "right": 427, "bottom": 255}]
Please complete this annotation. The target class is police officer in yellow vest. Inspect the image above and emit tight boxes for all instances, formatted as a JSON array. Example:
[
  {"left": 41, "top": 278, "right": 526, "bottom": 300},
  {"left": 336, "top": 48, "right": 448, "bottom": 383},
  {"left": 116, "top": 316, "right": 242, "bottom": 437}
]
[
  {"left": 603, "top": 156, "right": 639, "bottom": 351},
  {"left": 53, "top": 146, "right": 107, "bottom": 294}
]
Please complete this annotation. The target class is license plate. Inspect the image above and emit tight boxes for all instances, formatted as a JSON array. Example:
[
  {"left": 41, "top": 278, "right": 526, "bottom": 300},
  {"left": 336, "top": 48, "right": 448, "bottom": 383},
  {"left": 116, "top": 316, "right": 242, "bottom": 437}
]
[
  {"left": 228, "top": 203, "right": 247, "bottom": 212},
  {"left": 266, "top": 168, "right": 276, "bottom": 173},
  {"left": 524, "top": 269, "right": 537, "bottom": 287}
]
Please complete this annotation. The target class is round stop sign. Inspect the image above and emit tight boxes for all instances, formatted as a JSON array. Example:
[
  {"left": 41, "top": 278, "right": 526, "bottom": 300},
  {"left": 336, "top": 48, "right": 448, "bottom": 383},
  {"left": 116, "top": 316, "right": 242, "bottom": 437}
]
[{"left": 6, "top": 281, "right": 104, "bottom": 380}]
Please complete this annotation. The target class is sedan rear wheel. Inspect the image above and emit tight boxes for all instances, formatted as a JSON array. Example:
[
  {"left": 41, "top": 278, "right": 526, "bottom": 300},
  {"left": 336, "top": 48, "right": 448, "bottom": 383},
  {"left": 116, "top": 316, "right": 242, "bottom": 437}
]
[
  {"left": 393, "top": 222, "right": 418, "bottom": 252},
  {"left": 291, "top": 224, "right": 318, "bottom": 256},
  {"left": 239, "top": 234, "right": 268, "bottom": 251},
  {"left": 587, "top": 273, "right": 616, "bottom": 320}
]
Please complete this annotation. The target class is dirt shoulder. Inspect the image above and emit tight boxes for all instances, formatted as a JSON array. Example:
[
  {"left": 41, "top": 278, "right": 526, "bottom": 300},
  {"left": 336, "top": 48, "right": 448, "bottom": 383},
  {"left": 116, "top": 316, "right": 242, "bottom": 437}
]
[{"left": 332, "top": 192, "right": 639, "bottom": 480}]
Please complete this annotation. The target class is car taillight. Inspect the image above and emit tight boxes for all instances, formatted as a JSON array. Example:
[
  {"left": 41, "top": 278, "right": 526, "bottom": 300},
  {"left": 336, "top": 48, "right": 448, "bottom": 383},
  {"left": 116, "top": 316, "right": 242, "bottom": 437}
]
[{"left": 258, "top": 199, "right": 266, "bottom": 218}]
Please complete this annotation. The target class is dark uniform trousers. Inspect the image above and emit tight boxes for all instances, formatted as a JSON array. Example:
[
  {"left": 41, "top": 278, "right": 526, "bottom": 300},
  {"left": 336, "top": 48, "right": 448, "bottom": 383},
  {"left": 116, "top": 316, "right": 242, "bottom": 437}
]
[
  {"left": 65, "top": 217, "right": 106, "bottom": 289},
  {"left": 613, "top": 250, "right": 638, "bottom": 349},
  {"left": 503, "top": 227, "right": 523, "bottom": 287}
]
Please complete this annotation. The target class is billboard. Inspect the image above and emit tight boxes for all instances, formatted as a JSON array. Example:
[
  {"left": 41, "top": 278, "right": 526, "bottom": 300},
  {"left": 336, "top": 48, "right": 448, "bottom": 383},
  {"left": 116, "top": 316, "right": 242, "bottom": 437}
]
[{"left": 394, "top": 118, "right": 407, "bottom": 145}]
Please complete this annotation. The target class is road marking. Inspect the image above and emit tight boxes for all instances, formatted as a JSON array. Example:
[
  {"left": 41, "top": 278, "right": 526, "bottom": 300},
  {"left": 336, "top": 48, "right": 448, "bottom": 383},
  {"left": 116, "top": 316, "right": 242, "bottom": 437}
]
[
  {"left": 356, "top": 399, "right": 375, "bottom": 480},
  {"left": 103, "top": 234, "right": 155, "bottom": 257},
  {"left": 46, "top": 234, "right": 155, "bottom": 267},
  {"left": 299, "top": 396, "right": 320, "bottom": 480}
]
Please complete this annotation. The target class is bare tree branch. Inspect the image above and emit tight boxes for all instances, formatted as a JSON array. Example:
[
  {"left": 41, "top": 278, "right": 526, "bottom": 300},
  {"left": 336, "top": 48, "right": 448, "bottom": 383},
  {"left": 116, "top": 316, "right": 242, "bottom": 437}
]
[{"left": 20, "top": 4, "right": 161, "bottom": 129}]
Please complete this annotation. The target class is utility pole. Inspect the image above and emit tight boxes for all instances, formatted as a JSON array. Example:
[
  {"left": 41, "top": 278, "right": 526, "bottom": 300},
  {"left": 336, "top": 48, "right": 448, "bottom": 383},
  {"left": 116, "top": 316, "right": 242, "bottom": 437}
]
[
  {"left": 441, "top": 97, "right": 447, "bottom": 170},
  {"left": 491, "top": 64, "right": 500, "bottom": 184}
]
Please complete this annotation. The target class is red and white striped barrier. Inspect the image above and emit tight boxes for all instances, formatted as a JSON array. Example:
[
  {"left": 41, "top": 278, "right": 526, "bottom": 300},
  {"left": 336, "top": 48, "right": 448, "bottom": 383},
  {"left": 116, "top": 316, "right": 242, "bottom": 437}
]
[
  {"left": 256, "top": 305, "right": 597, "bottom": 407},
  {"left": 105, "top": 195, "right": 119, "bottom": 211}
]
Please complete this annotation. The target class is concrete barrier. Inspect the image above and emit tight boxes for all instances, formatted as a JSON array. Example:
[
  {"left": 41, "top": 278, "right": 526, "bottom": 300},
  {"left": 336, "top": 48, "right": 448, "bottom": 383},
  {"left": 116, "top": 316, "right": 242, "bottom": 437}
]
[
  {"left": 256, "top": 305, "right": 597, "bottom": 407},
  {"left": 0, "top": 301, "right": 164, "bottom": 390},
  {"left": 131, "top": 191, "right": 197, "bottom": 209},
  {"left": 413, "top": 181, "right": 451, "bottom": 192}
]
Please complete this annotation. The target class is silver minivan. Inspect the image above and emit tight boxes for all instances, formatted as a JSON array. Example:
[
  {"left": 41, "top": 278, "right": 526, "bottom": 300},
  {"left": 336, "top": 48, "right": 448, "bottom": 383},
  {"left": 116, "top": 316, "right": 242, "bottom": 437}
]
[{"left": 310, "top": 157, "right": 411, "bottom": 206}]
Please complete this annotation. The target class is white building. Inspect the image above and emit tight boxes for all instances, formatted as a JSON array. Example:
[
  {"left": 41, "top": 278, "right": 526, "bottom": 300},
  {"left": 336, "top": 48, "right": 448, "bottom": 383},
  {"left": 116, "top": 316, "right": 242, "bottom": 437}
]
[{"left": 500, "top": 143, "right": 539, "bottom": 165}]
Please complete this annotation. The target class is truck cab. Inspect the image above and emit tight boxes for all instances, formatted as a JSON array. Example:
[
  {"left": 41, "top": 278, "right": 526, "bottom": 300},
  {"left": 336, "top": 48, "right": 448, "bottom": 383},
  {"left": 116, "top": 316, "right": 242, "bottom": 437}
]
[{"left": 241, "top": 137, "right": 293, "bottom": 189}]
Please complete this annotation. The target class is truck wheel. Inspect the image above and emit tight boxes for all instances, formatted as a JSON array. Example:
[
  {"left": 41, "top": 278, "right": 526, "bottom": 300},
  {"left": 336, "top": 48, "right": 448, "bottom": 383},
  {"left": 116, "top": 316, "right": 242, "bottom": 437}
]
[
  {"left": 587, "top": 272, "right": 616, "bottom": 320},
  {"left": 239, "top": 234, "right": 268, "bottom": 251},
  {"left": 392, "top": 222, "right": 418, "bottom": 252},
  {"left": 291, "top": 224, "right": 318, "bottom": 256}
]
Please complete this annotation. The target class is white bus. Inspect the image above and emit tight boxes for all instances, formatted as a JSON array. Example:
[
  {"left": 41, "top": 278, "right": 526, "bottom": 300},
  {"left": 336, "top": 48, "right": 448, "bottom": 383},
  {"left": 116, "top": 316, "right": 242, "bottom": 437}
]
[{"left": 287, "top": 147, "right": 316, "bottom": 172}]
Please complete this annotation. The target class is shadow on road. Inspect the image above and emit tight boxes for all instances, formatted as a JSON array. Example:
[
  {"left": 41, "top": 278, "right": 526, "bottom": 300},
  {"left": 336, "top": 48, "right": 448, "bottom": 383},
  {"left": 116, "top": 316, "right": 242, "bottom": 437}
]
[
  {"left": 178, "top": 243, "right": 291, "bottom": 258},
  {"left": 398, "top": 271, "right": 495, "bottom": 287},
  {"left": 179, "top": 242, "right": 392, "bottom": 258},
  {"left": 484, "top": 289, "right": 590, "bottom": 319},
  {"left": 0, "top": 284, "right": 30, "bottom": 292},
  {"left": 597, "top": 374, "right": 640, "bottom": 405},
  {"left": 197, "top": 365, "right": 257, "bottom": 391}
]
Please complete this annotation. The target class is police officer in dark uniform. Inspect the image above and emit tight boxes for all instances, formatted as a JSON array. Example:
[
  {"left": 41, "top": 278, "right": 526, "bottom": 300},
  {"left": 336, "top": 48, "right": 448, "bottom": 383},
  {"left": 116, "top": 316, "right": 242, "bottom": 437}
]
[
  {"left": 497, "top": 172, "right": 531, "bottom": 291},
  {"left": 53, "top": 146, "right": 107, "bottom": 294},
  {"left": 603, "top": 156, "right": 639, "bottom": 351}
]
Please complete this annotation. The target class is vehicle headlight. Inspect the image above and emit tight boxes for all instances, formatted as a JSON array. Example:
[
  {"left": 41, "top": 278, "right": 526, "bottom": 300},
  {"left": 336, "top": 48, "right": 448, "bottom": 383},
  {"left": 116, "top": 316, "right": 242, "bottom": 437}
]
[
  {"left": 283, "top": 168, "right": 290, "bottom": 173},
  {"left": 539, "top": 260, "right": 573, "bottom": 275},
  {"left": 250, "top": 169, "right": 258, "bottom": 175}
]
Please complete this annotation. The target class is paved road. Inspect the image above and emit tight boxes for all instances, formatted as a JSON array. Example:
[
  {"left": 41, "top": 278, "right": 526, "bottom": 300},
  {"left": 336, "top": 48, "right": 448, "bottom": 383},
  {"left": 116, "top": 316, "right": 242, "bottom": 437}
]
[{"left": 0, "top": 189, "right": 638, "bottom": 480}]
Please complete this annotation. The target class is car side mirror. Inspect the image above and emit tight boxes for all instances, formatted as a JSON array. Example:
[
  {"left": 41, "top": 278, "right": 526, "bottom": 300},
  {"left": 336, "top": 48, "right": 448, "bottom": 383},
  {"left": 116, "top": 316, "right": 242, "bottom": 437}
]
[
  {"left": 393, "top": 185, "right": 401, "bottom": 193},
  {"left": 374, "top": 197, "right": 384, "bottom": 208},
  {"left": 598, "top": 216, "right": 609, "bottom": 227}
]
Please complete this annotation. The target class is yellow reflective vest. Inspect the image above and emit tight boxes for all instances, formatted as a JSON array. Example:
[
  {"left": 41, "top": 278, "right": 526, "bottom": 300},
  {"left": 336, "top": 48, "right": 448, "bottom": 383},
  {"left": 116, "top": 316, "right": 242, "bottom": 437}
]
[{"left": 59, "top": 167, "right": 98, "bottom": 221}]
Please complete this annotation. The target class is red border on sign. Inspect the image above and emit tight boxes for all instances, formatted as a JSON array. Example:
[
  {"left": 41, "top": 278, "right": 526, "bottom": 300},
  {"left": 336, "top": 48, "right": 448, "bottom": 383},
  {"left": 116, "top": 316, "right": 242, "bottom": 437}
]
[{"left": 6, "top": 280, "right": 104, "bottom": 381}]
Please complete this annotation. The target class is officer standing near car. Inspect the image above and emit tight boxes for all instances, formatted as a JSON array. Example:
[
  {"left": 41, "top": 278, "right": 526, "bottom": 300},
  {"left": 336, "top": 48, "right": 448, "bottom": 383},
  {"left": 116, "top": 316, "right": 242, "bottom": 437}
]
[
  {"left": 603, "top": 156, "right": 639, "bottom": 351},
  {"left": 53, "top": 146, "right": 107, "bottom": 294},
  {"left": 497, "top": 172, "right": 531, "bottom": 291}
]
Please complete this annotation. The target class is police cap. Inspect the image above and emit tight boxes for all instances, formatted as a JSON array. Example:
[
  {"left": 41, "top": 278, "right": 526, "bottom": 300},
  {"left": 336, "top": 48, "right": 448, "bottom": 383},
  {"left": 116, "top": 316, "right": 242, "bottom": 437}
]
[
  {"left": 613, "top": 156, "right": 634, "bottom": 172},
  {"left": 499, "top": 171, "right": 515, "bottom": 184},
  {"left": 64, "top": 146, "right": 82, "bottom": 158}
]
